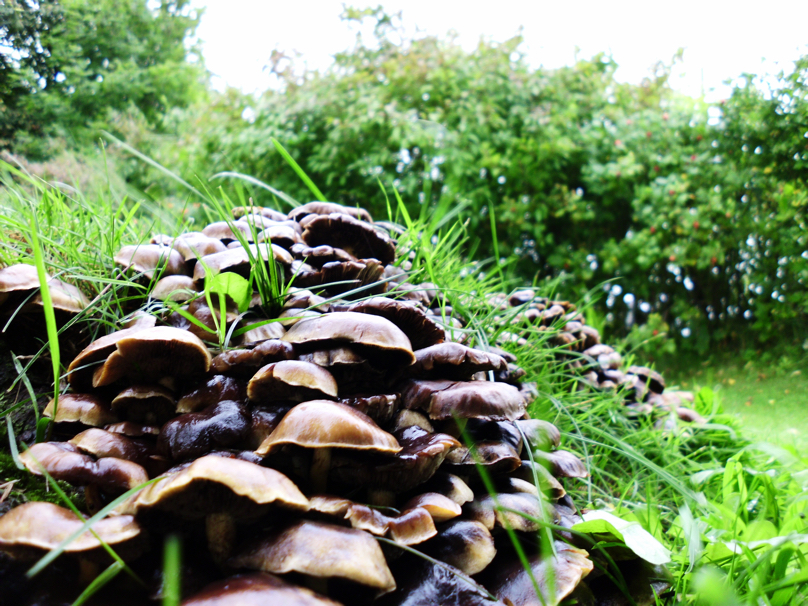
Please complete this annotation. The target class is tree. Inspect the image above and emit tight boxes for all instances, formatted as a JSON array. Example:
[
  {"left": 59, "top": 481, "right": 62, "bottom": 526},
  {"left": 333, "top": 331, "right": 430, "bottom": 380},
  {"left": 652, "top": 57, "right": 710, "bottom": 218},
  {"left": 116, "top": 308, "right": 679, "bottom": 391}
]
[{"left": 0, "top": 0, "right": 204, "bottom": 155}]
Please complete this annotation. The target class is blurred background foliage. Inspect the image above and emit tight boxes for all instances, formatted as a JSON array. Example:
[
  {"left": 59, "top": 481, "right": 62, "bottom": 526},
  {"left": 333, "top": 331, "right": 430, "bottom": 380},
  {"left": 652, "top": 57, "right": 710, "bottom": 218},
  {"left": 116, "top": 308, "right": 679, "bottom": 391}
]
[{"left": 2, "top": 3, "right": 808, "bottom": 364}]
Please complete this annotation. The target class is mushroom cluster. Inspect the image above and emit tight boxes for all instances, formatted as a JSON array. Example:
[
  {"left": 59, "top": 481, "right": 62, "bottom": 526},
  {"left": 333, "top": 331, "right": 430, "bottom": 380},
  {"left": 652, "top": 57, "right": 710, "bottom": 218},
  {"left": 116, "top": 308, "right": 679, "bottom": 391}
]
[{"left": 0, "top": 202, "right": 676, "bottom": 604}]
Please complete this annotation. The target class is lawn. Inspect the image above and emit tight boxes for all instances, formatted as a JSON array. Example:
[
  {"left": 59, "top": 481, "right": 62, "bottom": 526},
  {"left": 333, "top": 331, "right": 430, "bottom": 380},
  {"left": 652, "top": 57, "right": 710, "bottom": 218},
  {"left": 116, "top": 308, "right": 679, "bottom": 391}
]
[{"left": 669, "top": 360, "right": 808, "bottom": 456}]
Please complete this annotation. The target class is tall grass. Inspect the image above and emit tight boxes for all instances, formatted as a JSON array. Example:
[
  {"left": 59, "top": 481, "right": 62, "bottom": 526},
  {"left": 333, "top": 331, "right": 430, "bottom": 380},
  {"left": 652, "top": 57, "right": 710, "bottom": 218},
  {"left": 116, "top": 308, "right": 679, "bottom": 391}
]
[{"left": 0, "top": 149, "right": 806, "bottom": 605}]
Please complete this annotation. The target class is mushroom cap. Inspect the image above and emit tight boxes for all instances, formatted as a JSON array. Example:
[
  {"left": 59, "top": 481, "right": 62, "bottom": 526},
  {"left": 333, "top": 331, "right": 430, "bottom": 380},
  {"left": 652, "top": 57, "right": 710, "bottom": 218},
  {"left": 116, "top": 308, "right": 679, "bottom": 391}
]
[
  {"left": 118, "top": 454, "right": 308, "bottom": 519},
  {"left": 0, "top": 502, "right": 142, "bottom": 560},
  {"left": 233, "top": 206, "right": 288, "bottom": 222},
  {"left": 408, "top": 343, "right": 507, "bottom": 380},
  {"left": 282, "top": 312, "right": 415, "bottom": 367},
  {"left": 478, "top": 541, "right": 593, "bottom": 606},
  {"left": 181, "top": 572, "right": 343, "bottom": 606},
  {"left": 400, "top": 380, "right": 526, "bottom": 421},
  {"left": 239, "top": 319, "right": 286, "bottom": 344},
  {"left": 111, "top": 384, "right": 176, "bottom": 424},
  {"left": 330, "top": 298, "right": 445, "bottom": 350},
  {"left": 158, "top": 400, "right": 251, "bottom": 461},
  {"left": 114, "top": 244, "right": 188, "bottom": 279},
  {"left": 66, "top": 318, "right": 158, "bottom": 389},
  {"left": 380, "top": 559, "right": 505, "bottom": 606},
  {"left": 401, "top": 493, "right": 462, "bottom": 523},
  {"left": 289, "top": 201, "right": 373, "bottom": 224},
  {"left": 192, "top": 244, "right": 292, "bottom": 281},
  {"left": 172, "top": 233, "right": 228, "bottom": 262},
  {"left": 230, "top": 520, "right": 395, "bottom": 592},
  {"left": 43, "top": 393, "right": 118, "bottom": 426},
  {"left": 19, "top": 442, "right": 149, "bottom": 493},
  {"left": 69, "top": 428, "right": 156, "bottom": 469},
  {"left": 202, "top": 220, "right": 256, "bottom": 242},
  {"left": 151, "top": 275, "right": 199, "bottom": 302},
  {"left": 421, "top": 520, "right": 497, "bottom": 575},
  {"left": 0, "top": 263, "right": 42, "bottom": 293},
  {"left": 247, "top": 361, "right": 339, "bottom": 404},
  {"left": 25, "top": 277, "right": 90, "bottom": 313},
  {"left": 300, "top": 213, "right": 394, "bottom": 265},
  {"left": 93, "top": 326, "right": 212, "bottom": 387},
  {"left": 211, "top": 339, "right": 295, "bottom": 377},
  {"left": 177, "top": 375, "right": 247, "bottom": 414},
  {"left": 531, "top": 449, "right": 589, "bottom": 478},
  {"left": 289, "top": 243, "right": 358, "bottom": 268},
  {"left": 255, "top": 400, "right": 400, "bottom": 456}
]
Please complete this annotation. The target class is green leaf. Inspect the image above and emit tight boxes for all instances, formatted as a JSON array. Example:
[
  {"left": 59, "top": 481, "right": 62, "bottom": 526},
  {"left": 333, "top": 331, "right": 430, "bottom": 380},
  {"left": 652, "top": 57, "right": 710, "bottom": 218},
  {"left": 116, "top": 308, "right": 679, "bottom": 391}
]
[
  {"left": 572, "top": 510, "right": 672, "bottom": 565},
  {"left": 205, "top": 272, "right": 251, "bottom": 313}
]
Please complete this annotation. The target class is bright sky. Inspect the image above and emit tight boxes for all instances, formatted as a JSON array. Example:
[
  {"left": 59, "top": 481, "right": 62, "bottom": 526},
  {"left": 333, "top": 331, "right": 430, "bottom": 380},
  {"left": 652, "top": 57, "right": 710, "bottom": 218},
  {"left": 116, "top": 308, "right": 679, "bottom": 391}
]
[{"left": 189, "top": 0, "right": 808, "bottom": 101}]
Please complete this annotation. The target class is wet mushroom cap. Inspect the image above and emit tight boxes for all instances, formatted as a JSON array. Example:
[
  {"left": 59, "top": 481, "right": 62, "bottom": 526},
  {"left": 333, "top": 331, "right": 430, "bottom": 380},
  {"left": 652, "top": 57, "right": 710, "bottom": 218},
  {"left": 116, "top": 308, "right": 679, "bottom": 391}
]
[
  {"left": 247, "top": 361, "right": 339, "bottom": 403},
  {"left": 282, "top": 312, "right": 415, "bottom": 367},
  {"left": 421, "top": 520, "right": 497, "bottom": 575},
  {"left": 0, "top": 502, "right": 142, "bottom": 560},
  {"left": 255, "top": 400, "right": 400, "bottom": 456},
  {"left": 118, "top": 454, "right": 309, "bottom": 518},
  {"left": 289, "top": 201, "right": 373, "bottom": 223},
  {"left": 300, "top": 213, "right": 395, "bottom": 265},
  {"left": 408, "top": 343, "right": 507, "bottom": 379},
  {"left": 181, "top": 572, "right": 343, "bottom": 606},
  {"left": 400, "top": 379, "right": 526, "bottom": 421},
  {"left": 230, "top": 520, "right": 396, "bottom": 592},
  {"left": 43, "top": 393, "right": 118, "bottom": 427},
  {"left": 19, "top": 442, "right": 149, "bottom": 493},
  {"left": 114, "top": 244, "right": 187, "bottom": 278},
  {"left": 96, "top": 326, "right": 212, "bottom": 386}
]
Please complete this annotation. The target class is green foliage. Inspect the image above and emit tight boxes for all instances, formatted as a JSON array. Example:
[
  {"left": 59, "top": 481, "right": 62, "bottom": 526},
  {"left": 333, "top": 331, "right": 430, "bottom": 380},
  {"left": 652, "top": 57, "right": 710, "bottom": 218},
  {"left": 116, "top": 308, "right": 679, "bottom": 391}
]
[
  {"left": 141, "top": 9, "right": 808, "bottom": 357},
  {"left": 0, "top": 0, "right": 204, "bottom": 155}
]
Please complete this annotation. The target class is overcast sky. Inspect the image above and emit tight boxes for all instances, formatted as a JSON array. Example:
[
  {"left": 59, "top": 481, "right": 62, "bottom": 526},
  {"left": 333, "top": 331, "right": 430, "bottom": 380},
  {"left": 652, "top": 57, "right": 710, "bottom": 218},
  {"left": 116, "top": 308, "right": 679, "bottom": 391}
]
[{"left": 189, "top": 0, "right": 808, "bottom": 101}]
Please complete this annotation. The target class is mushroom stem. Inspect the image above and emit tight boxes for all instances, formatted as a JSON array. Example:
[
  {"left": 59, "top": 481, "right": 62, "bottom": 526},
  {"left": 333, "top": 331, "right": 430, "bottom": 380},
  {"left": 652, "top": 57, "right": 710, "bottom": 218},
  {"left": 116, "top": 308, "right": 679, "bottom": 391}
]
[
  {"left": 84, "top": 485, "right": 102, "bottom": 515},
  {"left": 310, "top": 447, "right": 331, "bottom": 494},
  {"left": 206, "top": 512, "right": 237, "bottom": 565},
  {"left": 78, "top": 558, "right": 100, "bottom": 586}
]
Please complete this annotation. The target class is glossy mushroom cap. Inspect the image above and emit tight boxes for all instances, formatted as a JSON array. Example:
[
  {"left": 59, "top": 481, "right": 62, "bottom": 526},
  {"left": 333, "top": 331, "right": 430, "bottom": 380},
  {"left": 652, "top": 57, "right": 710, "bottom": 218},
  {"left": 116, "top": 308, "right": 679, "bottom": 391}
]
[
  {"left": 118, "top": 454, "right": 309, "bottom": 519},
  {"left": 255, "top": 400, "right": 400, "bottom": 456},
  {"left": 400, "top": 379, "right": 526, "bottom": 421},
  {"left": 43, "top": 393, "right": 118, "bottom": 427},
  {"left": 0, "top": 502, "right": 143, "bottom": 561},
  {"left": 181, "top": 572, "right": 343, "bottom": 606},
  {"left": 282, "top": 312, "right": 415, "bottom": 367},
  {"left": 114, "top": 244, "right": 187, "bottom": 279},
  {"left": 230, "top": 520, "right": 396, "bottom": 592},
  {"left": 289, "top": 201, "right": 373, "bottom": 223},
  {"left": 247, "top": 361, "right": 338, "bottom": 404}
]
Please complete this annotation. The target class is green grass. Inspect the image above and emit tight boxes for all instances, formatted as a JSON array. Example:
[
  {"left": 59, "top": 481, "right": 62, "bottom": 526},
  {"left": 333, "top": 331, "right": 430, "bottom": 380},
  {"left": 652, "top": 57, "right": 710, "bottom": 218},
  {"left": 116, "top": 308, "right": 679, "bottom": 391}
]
[
  {"left": 669, "top": 362, "right": 808, "bottom": 456},
  {"left": 1, "top": 150, "right": 808, "bottom": 605}
]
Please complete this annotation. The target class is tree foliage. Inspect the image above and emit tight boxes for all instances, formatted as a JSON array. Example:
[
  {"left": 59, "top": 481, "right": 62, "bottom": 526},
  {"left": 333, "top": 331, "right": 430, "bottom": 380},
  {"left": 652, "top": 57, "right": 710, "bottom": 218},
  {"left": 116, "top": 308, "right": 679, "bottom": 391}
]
[{"left": 0, "top": 0, "right": 203, "bottom": 155}]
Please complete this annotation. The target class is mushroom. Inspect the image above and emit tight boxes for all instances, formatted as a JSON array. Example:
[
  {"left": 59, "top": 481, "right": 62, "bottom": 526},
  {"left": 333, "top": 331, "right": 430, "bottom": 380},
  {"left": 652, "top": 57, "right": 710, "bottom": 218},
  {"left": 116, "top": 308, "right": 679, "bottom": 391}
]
[
  {"left": 181, "top": 572, "right": 343, "bottom": 606},
  {"left": 255, "top": 400, "right": 400, "bottom": 492},
  {"left": 230, "top": 520, "right": 396, "bottom": 593},
  {"left": 114, "top": 244, "right": 188, "bottom": 279},
  {"left": 247, "top": 361, "right": 339, "bottom": 404}
]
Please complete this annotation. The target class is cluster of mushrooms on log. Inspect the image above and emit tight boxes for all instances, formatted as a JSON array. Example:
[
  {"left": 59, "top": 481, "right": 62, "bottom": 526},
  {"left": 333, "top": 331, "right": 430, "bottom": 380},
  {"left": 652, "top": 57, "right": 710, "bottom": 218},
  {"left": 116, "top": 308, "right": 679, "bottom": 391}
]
[{"left": 0, "top": 201, "right": 687, "bottom": 604}]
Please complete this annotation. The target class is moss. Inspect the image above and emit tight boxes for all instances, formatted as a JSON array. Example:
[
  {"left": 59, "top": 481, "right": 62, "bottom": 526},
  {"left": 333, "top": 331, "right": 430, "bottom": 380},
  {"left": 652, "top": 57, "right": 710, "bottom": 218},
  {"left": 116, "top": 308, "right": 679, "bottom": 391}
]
[{"left": 0, "top": 452, "right": 84, "bottom": 515}]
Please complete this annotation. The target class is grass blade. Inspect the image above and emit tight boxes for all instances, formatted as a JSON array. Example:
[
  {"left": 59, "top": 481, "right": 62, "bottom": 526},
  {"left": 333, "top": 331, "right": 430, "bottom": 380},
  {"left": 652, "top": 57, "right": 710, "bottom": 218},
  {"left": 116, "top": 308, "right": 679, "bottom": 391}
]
[
  {"left": 71, "top": 561, "right": 124, "bottom": 606},
  {"left": 271, "top": 138, "right": 326, "bottom": 201}
]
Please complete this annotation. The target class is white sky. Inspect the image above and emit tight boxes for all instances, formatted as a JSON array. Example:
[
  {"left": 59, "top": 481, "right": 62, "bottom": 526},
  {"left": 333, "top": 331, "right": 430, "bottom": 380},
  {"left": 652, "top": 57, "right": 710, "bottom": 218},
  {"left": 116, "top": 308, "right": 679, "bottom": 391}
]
[{"left": 189, "top": 0, "right": 808, "bottom": 101}]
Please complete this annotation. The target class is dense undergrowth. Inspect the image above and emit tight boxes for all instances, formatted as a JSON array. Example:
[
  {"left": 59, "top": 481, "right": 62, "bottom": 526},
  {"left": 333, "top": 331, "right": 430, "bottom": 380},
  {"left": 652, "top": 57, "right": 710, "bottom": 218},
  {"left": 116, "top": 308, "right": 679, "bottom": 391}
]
[{"left": 0, "top": 154, "right": 807, "bottom": 605}]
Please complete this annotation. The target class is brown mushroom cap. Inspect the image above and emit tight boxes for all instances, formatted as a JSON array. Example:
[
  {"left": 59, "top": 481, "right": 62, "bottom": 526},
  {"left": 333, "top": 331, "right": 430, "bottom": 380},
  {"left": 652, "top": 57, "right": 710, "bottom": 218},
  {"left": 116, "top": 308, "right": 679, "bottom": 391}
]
[
  {"left": 289, "top": 202, "right": 373, "bottom": 224},
  {"left": 177, "top": 375, "right": 247, "bottom": 414},
  {"left": 172, "top": 233, "right": 228, "bottom": 262},
  {"left": 93, "top": 326, "right": 212, "bottom": 387},
  {"left": 247, "top": 361, "right": 339, "bottom": 404},
  {"left": 151, "top": 275, "right": 199, "bottom": 302},
  {"left": 300, "top": 213, "right": 395, "bottom": 265},
  {"left": 255, "top": 400, "right": 400, "bottom": 456},
  {"left": 158, "top": 400, "right": 251, "bottom": 461},
  {"left": 282, "top": 312, "right": 415, "bottom": 367},
  {"left": 408, "top": 343, "right": 507, "bottom": 379},
  {"left": 230, "top": 520, "right": 395, "bottom": 592},
  {"left": 114, "top": 244, "right": 188, "bottom": 279},
  {"left": 478, "top": 541, "right": 593, "bottom": 606},
  {"left": 43, "top": 393, "right": 118, "bottom": 427},
  {"left": 233, "top": 206, "right": 289, "bottom": 222},
  {"left": 118, "top": 454, "right": 308, "bottom": 519},
  {"left": 111, "top": 384, "right": 176, "bottom": 424},
  {"left": 532, "top": 449, "right": 589, "bottom": 479},
  {"left": 421, "top": 520, "right": 497, "bottom": 575},
  {"left": 400, "top": 379, "right": 526, "bottom": 421},
  {"left": 19, "top": 442, "right": 149, "bottom": 494},
  {"left": 193, "top": 244, "right": 293, "bottom": 281},
  {"left": 66, "top": 318, "right": 157, "bottom": 388},
  {"left": 181, "top": 572, "right": 343, "bottom": 606},
  {"left": 330, "top": 298, "right": 445, "bottom": 350},
  {"left": 69, "top": 428, "right": 157, "bottom": 470},
  {"left": 0, "top": 263, "right": 42, "bottom": 294},
  {"left": 0, "top": 502, "right": 143, "bottom": 561},
  {"left": 211, "top": 339, "right": 295, "bottom": 377},
  {"left": 401, "top": 493, "right": 462, "bottom": 523}
]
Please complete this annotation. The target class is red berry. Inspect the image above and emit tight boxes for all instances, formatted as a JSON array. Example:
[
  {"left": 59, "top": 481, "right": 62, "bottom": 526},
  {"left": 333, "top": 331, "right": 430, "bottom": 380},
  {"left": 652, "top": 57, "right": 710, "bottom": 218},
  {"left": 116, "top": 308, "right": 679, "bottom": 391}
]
[{"left": 693, "top": 221, "right": 700, "bottom": 229}]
